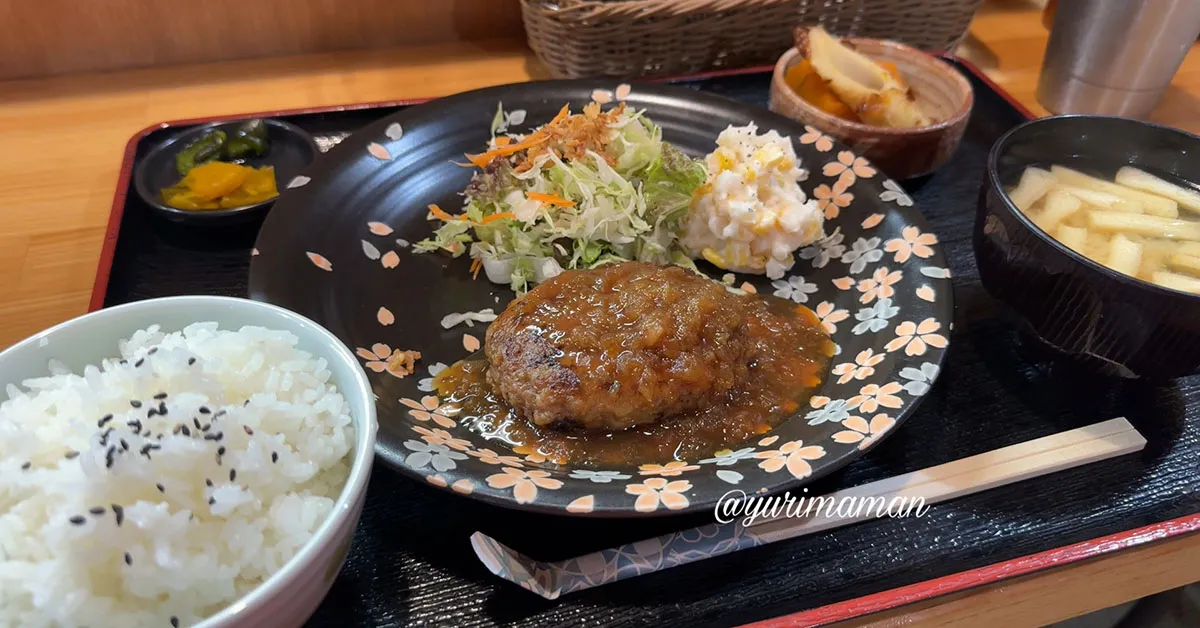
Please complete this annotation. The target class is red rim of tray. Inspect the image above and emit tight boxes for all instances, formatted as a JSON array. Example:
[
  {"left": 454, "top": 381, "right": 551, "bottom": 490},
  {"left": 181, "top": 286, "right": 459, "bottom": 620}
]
[{"left": 88, "top": 54, "right": 1198, "bottom": 627}]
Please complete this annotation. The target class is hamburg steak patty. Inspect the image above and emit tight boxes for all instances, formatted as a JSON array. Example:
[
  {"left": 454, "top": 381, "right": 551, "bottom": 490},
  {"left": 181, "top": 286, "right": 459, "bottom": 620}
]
[{"left": 485, "top": 262, "right": 751, "bottom": 431}]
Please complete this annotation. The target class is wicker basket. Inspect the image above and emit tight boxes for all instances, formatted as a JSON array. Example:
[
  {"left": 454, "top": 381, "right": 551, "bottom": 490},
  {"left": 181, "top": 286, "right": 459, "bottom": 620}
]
[{"left": 522, "top": 0, "right": 986, "bottom": 79}]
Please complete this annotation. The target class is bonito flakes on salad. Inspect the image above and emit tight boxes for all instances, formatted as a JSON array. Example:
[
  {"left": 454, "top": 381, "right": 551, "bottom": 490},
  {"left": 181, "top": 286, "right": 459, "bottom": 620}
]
[{"left": 416, "top": 101, "right": 826, "bottom": 293}]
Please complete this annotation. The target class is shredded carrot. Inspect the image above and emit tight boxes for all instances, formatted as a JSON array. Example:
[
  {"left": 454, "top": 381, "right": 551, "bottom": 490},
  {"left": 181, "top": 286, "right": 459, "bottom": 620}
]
[
  {"left": 493, "top": 136, "right": 512, "bottom": 147},
  {"left": 479, "top": 212, "right": 516, "bottom": 224},
  {"left": 460, "top": 104, "right": 571, "bottom": 169},
  {"left": 526, "top": 192, "right": 576, "bottom": 207},
  {"left": 470, "top": 257, "right": 483, "bottom": 279},
  {"left": 427, "top": 203, "right": 460, "bottom": 222}
]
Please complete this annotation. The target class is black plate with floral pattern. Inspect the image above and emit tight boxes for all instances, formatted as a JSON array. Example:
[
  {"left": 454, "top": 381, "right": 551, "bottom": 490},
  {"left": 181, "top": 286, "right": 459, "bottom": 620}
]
[{"left": 248, "top": 80, "right": 952, "bottom": 516}]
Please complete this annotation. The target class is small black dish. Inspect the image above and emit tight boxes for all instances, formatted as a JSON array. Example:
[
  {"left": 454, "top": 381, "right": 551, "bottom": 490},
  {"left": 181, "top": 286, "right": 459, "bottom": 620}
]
[
  {"left": 975, "top": 114, "right": 1200, "bottom": 380},
  {"left": 134, "top": 119, "right": 319, "bottom": 225}
]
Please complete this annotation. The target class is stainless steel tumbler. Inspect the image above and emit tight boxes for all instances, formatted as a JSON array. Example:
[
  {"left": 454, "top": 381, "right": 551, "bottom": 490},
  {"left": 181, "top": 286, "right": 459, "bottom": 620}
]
[{"left": 1037, "top": 0, "right": 1200, "bottom": 118}]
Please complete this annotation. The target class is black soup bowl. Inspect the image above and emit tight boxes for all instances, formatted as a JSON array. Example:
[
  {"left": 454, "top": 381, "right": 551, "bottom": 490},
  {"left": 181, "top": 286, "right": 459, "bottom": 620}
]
[{"left": 975, "top": 115, "right": 1200, "bottom": 380}]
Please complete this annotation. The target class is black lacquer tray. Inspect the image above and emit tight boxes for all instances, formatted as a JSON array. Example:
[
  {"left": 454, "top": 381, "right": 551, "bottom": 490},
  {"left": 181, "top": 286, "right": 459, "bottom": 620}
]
[{"left": 94, "top": 59, "right": 1200, "bottom": 628}]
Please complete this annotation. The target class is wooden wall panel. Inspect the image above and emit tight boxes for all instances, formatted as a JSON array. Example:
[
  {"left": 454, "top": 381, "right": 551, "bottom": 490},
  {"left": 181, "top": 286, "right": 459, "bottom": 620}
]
[{"left": 0, "top": 0, "right": 526, "bottom": 80}]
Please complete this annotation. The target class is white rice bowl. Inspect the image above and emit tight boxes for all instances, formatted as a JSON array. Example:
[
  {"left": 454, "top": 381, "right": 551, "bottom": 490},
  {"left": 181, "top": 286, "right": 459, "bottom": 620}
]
[{"left": 0, "top": 322, "right": 355, "bottom": 627}]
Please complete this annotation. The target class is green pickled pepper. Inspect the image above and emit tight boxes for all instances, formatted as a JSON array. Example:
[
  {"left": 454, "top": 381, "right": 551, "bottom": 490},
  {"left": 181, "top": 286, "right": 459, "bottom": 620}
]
[
  {"left": 222, "top": 119, "right": 270, "bottom": 160},
  {"left": 175, "top": 130, "right": 227, "bottom": 176}
]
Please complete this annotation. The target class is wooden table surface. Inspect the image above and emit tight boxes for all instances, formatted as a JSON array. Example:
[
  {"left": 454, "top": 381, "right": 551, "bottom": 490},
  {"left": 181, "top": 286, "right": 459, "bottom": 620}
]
[{"left": 1, "top": 1, "right": 1197, "bottom": 626}]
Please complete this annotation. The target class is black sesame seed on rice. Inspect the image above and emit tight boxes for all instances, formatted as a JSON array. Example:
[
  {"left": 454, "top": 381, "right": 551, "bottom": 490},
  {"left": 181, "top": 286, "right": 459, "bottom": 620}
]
[
  {"left": 244, "top": 399, "right": 250, "bottom": 406},
  {"left": 198, "top": 406, "right": 210, "bottom": 415},
  {"left": 158, "top": 402, "right": 168, "bottom": 415},
  {"left": 148, "top": 347, "right": 158, "bottom": 356},
  {"left": 153, "top": 392, "right": 168, "bottom": 400},
  {"left": 208, "top": 497, "right": 215, "bottom": 506},
  {"left": 127, "top": 419, "right": 142, "bottom": 432},
  {"left": 89, "top": 506, "right": 105, "bottom": 515},
  {"left": 203, "top": 432, "right": 222, "bottom": 442},
  {"left": 172, "top": 424, "right": 182, "bottom": 435},
  {"left": 187, "top": 357, "right": 196, "bottom": 365},
  {"left": 20, "top": 461, "right": 31, "bottom": 471},
  {"left": 243, "top": 425, "right": 254, "bottom": 436},
  {"left": 120, "top": 438, "right": 129, "bottom": 451},
  {"left": 181, "top": 425, "right": 191, "bottom": 437},
  {"left": 134, "top": 358, "right": 145, "bottom": 367},
  {"left": 156, "top": 483, "right": 165, "bottom": 493},
  {"left": 229, "top": 469, "right": 237, "bottom": 482},
  {"left": 119, "top": 359, "right": 128, "bottom": 365},
  {"left": 171, "top": 617, "right": 179, "bottom": 628},
  {"left": 98, "top": 414, "right": 114, "bottom": 428},
  {"left": 205, "top": 478, "right": 213, "bottom": 487},
  {"left": 193, "top": 418, "right": 202, "bottom": 430},
  {"left": 112, "top": 504, "right": 124, "bottom": 526},
  {"left": 147, "top": 408, "right": 158, "bottom": 418},
  {"left": 130, "top": 400, "right": 142, "bottom": 409},
  {"left": 124, "top": 552, "right": 132, "bottom": 565},
  {"left": 105, "top": 447, "right": 116, "bottom": 469},
  {"left": 271, "top": 452, "right": 278, "bottom": 463},
  {"left": 68, "top": 515, "right": 86, "bottom": 525},
  {"left": 201, "top": 423, "right": 211, "bottom": 432},
  {"left": 64, "top": 450, "right": 79, "bottom": 460},
  {"left": 214, "top": 410, "right": 226, "bottom": 419},
  {"left": 217, "top": 446, "right": 226, "bottom": 456}
]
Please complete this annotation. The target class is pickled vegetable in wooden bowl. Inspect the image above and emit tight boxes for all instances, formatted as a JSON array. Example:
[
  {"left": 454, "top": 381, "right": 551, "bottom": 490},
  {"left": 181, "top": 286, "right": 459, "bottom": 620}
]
[{"left": 769, "top": 33, "right": 973, "bottom": 180}]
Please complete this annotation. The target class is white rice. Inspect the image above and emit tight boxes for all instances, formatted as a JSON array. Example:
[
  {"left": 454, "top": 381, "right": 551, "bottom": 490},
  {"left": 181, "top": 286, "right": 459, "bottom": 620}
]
[{"left": 0, "top": 323, "right": 354, "bottom": 627}]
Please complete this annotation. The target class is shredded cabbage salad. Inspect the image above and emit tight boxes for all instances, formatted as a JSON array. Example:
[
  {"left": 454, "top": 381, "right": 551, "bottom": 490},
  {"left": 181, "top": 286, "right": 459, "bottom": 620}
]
[{"left": 415, "top": 102, "right": 707, "bottom": 293}]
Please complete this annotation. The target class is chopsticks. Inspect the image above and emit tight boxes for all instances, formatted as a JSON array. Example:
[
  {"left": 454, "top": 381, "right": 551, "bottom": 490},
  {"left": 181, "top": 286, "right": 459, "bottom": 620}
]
[{"left": 470, "top": 418, "right": 1146, "bottom": 600}]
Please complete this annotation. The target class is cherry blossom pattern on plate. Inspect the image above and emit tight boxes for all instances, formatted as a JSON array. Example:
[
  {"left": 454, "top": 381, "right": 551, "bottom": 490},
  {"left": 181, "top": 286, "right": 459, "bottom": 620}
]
[
  {"left": 491, "top": 105, "right": 528, "bottom": 134},
  {"left": 805, "top": 395, "right": 855, "bottom": 426},
  {"left": 356, "top": 344, "right": 420, "bottom": 378},
  {"left": 851, "top": 297, "right": 899, "bottom": 335},
  {"left": 842, "top": 237, "right": 884, "bottom": 274},
  {"left": 814, "top": 301, "right": 850, "bottom": 334},
  {"left": 569, "top": 469, "right": 632, "bottom": 483},
  {"left": 898, "top": 362, "right": 941, "bottom": 396},
  {"left": 754, "top": 440, "right": 827, "bottom": 479},
  {"left": 417, "top": 362, "right": 449, "bottom": 392},
  {"left": 368, "top": 221, "right": 394, "bottom": 236},
  {"left": 848, "top": 382, "right": 904, "bottom": 413},
  {"left": 367, "top": 142, "right": 392, "bottom": 161},
  {"left": 402, "top": 439, "right": 467, "bottom": 472},
  {"left": 615, "top": 83, "right": 632, "bottom": 100},
  {"left": 772, "top": 274, "right": 819, "bottom": 303},
  {"left": 626, "top": 478, "right": 692, "bottom": 513},
  {"left": 361, "top": 240, "right": 382, "bottom": 260},
  {"left": 823, "top": 151, "right": 876, "bottom": 186},
  {"left": 814, "top": 178, "right": 853, "bottom": 220},
  {"left": 638, "top": 461, "right": 699, "bottom": 477},
  {"left": 857, "top": 267, "right": 902, "bottom": 304},
  {"left": 831, "top": 348, "right": 886, "bottom": 384},
  {"left": 591, "top": 89, "right": 614, "bottom": 104},
  {"left": 306, "top": 252, "right": 332, "bottom": 271},
  {"left": 385, "top": 122, "right": 404, "bottom": 141},
  {"left": 884, "top": 226, "right": 938, "bottom": 263},
  {"left": 380, "top": 250, "right": 400, "bottom": 269},
  {"left": 487, "top": 468, "right": 563, "bottom": 505},
  {"left": 879, "top": 179, "right": 913, "bottom": 206},
  {"left": 798, "top": 229, "right": 846, "bottom": 269},
  {"left": 377, "top": 307, "right": 395, "bottom": 326},
  {"left": 463, "top": 333, "right": 481, "bottom": 352},
  {"left": 286, "top": 175, "right": 310, "bottom": 189},
  {"left": 885, "top": 318, "right": 949, "bottom": 356},
  {"left": 916, "top": 284, "right": 936, "bottom": 302},
  {"left": 861, "top": 213, "right": 885, "bottom": 229},
  {"left": 920, "top": 266, "right": 952, "bottom": 279},
  {"left": 468, "top": 448, "right": 525, "bottom": 467},
  {"left": 399, "top": 395, "right": 458, "bottom": 429},
  {"left": 566, "top": 495, "right": 595, "bottom": 514},
  {"left": 698, "top": 447, "right": 758, "bottom": 466},
  {"left": 832, "top": 413, "right": 897, "bottom": 450},
  {"left": 412, "top": 425, "right": 471, "bottom": 452},
  {"left": 799, "top": 125, "right": 834, "bottom": 152},
  {"left": 452, "top": 479, "right": 475, "bottom": 495}
]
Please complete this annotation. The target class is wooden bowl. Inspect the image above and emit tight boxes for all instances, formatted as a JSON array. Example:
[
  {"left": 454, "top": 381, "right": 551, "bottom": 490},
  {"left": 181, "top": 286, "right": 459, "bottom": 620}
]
[{"left": 769, "top": 41, "right": 973, "bottom": 180}]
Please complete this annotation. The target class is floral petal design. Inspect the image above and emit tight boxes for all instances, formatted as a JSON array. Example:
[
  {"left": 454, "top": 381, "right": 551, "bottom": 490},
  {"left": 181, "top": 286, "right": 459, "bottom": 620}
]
[
  {"left": 381, "top": 251, "right": 400, "bottom": 268},
  {"left": 251, "top": 248, "right": 260, "bottom": 256},
  {"left": 361, "top": 240, "right": 382, "bottom": 260},
  {"left": 368, "top": 221, "right": 394, "bottom": 236},
  {"left": 916, "top": 284, "right": 935, "bottom": 302},
  {"left": 426, "top": 474, "right": 448, "bottom": 487},
  {"left": 385, "top": 122, "right": 404, "bottom": 141},
  {"left": 367, "top": 142, "right": 392, "bottom": 160},
  {"left": 715, "top": 470, "right": 743, "bottom": 484},
  {"left": 306, "top": 252, "right": 332, "bottom": 271},
  {"left": 862, "top": 213, "right": 885, "bottom": 229},
  {"left": 377, "top": 307, "right": 395, "bottom": 326},
  {"left": 591, "top": 89, "right": 613, "bottom": 104},
  {"left": 286, "top": 175, "right": 310, "bottom": 189},
  {"left": 566, "top": 495, "right": 595, "bottom": 514},
  {"left": 463, "top": 333, "right": 481, "bottom": 352},
  {"left": 832, "top": 276, "right": 855, "bottom": 290},
  {"left": 758, "top": 435, "right": 779, "bottom": 447},
  {"left": 615, "top": 84, "right": 632, "bottom": 100},
  {"left": 451, "top": 479, "right": 474, "bottom": 494}
]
